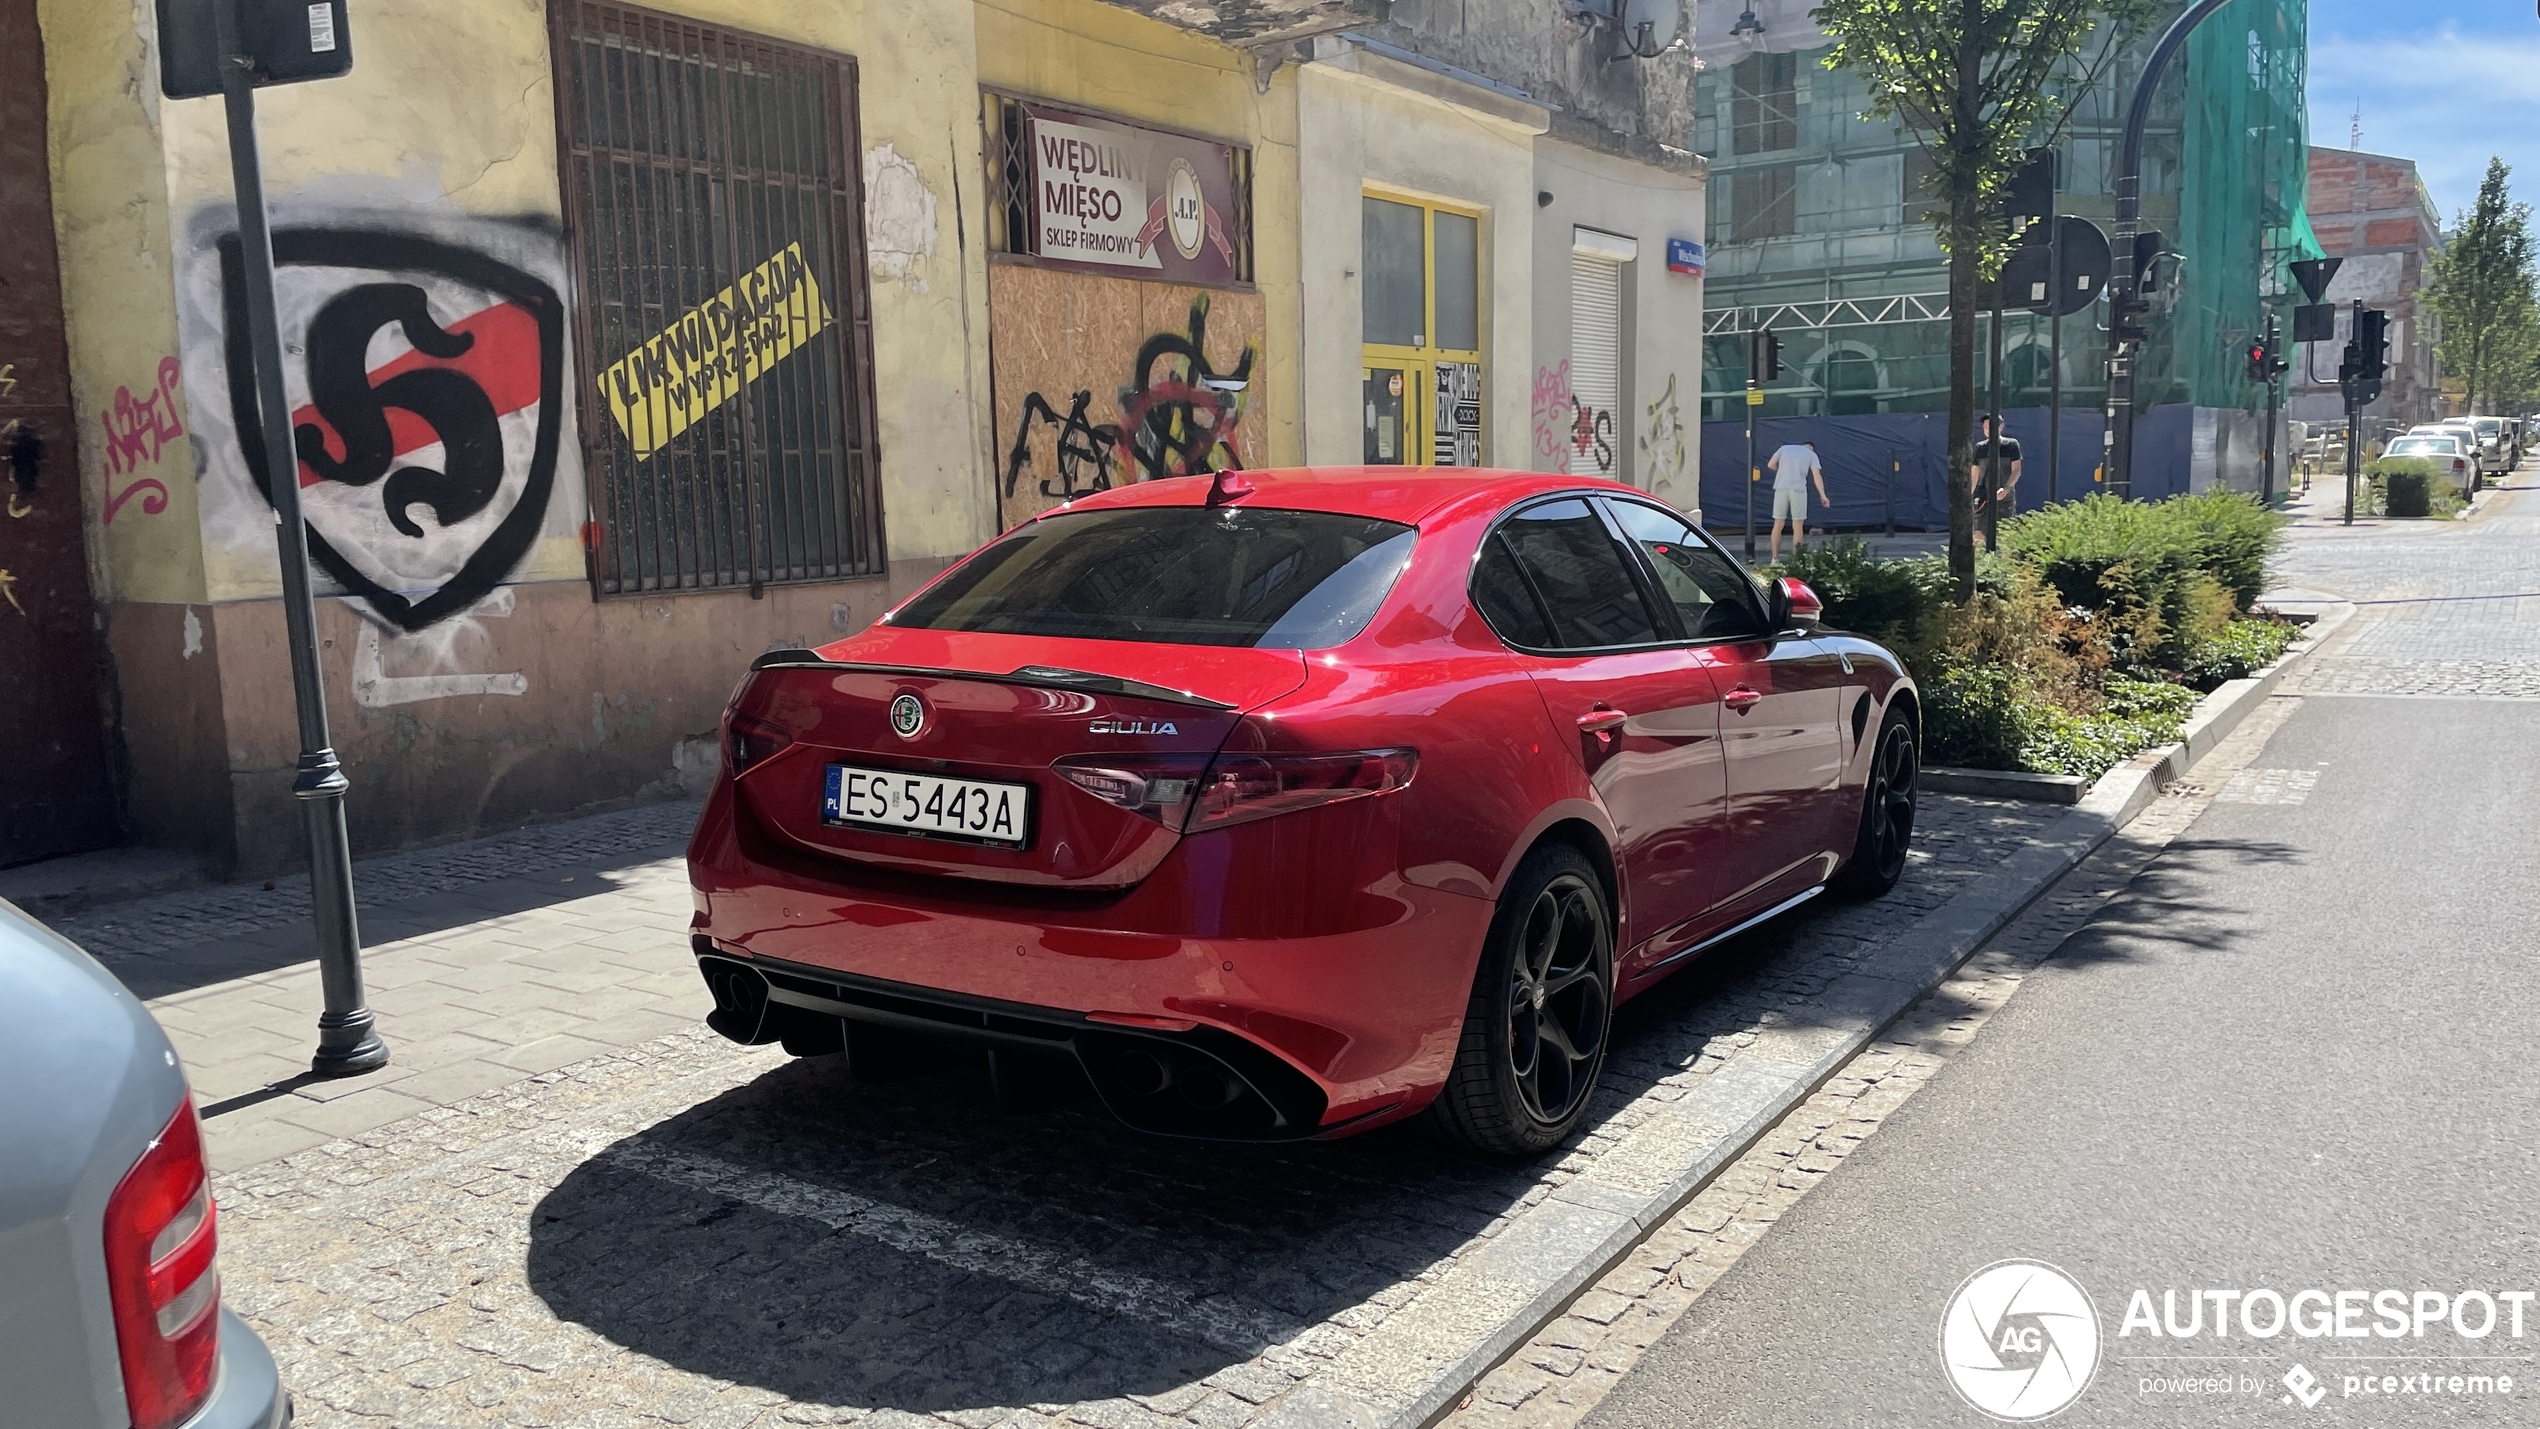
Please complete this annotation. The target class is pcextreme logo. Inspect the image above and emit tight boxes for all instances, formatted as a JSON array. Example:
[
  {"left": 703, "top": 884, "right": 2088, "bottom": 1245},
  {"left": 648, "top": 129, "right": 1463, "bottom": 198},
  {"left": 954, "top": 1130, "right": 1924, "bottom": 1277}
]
[{"left": 1940, "top": 1260, "right": 2103, "bottom": 1421}]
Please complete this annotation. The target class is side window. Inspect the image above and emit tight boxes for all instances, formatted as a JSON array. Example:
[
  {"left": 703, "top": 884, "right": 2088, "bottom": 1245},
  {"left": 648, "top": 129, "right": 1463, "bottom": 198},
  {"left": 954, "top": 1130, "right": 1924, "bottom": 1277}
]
[
  {"left": 1605, "top": 501, "right": 1770, "bottom": 643},
  {"left": 1471, "top": 533, "right": 1554, "bottom": 649},
  {"left": 1495, "top": 500, "right": 1661, "bottom": 649}
]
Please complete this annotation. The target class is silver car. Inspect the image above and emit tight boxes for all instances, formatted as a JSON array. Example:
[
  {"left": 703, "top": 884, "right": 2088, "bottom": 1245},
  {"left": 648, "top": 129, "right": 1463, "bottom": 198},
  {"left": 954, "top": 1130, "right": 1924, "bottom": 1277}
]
[{"left": 0, "top": 900, "right": 290, "bottom": 1429}]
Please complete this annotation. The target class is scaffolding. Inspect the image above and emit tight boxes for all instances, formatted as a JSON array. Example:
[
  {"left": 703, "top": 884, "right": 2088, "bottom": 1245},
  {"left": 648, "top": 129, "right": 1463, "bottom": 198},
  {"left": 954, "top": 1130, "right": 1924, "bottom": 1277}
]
[{"left": 1693, "top": 0, "right": 2321, "bottom": 422}]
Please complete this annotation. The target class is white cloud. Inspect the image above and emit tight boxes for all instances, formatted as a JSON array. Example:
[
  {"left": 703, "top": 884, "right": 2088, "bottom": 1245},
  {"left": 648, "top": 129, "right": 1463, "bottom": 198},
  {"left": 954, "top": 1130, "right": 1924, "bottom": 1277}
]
[{"left": 2309, "top": 27, "right": 2540, "bottom": 219}]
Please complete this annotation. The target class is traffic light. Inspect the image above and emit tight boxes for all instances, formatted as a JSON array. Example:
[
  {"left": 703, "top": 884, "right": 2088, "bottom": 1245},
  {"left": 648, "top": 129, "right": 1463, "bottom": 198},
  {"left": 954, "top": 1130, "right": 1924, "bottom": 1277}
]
[
  {"left": 1752, "top": 327, "right": 1782, "bottom": 382},
  {"left": 2113, "top": 295, "right": 2150, "bottom": 346},
  {"left": 2356, "top": 308, "right": 2389, "bottom": 381},
  {"left": 2246, "top": 341, "right": 2270, "bottom": 384}
]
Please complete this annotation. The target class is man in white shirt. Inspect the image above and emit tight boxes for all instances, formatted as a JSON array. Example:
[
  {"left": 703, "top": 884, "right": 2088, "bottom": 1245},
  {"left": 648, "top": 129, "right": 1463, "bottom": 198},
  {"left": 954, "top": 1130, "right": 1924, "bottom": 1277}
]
[{"left": 1765, "top": 441, "right": 1830, "bottom": 562}]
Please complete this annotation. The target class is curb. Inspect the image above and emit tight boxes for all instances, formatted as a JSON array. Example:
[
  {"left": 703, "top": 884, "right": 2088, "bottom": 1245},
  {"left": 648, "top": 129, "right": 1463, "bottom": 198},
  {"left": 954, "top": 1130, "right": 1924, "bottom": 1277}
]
[
  {"left": 1921, "top": 767, "right": 2086, "bottom": 803},
  {"left": 1282, "top": 600, "right": 2359, "bottom": 1429}
]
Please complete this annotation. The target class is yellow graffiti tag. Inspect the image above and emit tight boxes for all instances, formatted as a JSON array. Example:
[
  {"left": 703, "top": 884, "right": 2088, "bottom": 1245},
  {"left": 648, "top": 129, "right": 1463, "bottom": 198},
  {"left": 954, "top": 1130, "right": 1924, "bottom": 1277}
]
[{"left": 597, "top": 242, "right": 832, "bottom": 459}]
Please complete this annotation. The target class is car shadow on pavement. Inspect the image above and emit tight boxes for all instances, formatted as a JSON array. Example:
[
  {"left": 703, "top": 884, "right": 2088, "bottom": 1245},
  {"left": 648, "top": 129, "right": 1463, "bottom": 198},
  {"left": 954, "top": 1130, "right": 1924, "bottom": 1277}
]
[
  {"left": 523, "top": 1052, "right": 1544, "bottom": 1413},
  {"left": 520, "top": 799, "right": 2079, "bottom": 1415}
]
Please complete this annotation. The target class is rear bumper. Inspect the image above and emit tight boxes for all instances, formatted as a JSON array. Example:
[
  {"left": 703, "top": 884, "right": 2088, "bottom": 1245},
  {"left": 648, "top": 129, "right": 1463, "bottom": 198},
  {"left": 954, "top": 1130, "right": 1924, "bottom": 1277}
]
[
  {"left": 188, "top": 1309, "right": 291, "bottom": 1429},
  {"left": 687, "top": 783, "right": 1494, "bottom": 1136}
]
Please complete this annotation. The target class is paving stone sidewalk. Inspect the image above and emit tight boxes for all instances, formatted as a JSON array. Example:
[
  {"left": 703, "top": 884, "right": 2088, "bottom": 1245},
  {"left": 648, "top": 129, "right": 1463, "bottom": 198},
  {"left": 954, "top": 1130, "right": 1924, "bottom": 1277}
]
[{"left": 103, "top": 784, "right": 2068, "bottom": 1429}]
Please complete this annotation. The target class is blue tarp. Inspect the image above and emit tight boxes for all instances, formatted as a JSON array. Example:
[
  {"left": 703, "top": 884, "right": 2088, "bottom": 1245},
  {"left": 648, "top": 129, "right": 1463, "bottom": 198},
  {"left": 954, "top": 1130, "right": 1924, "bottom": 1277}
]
[{"left": 1696, "top": 405, "right": 2200, "bottom": 533}]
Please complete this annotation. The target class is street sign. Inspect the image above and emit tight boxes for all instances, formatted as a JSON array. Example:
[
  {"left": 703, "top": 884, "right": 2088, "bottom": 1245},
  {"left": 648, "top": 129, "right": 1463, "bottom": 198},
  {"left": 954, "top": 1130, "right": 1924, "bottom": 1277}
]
[
  {"left": 158, "top": 0, "right": 352, "bottom": 99},
  {"left": 1665, "top": 238, "right": 1705, "bottom": 276},
  {"left": 1993, "top": 216, "right": 2110, "bottom": 317},
  {"left": 2292, "top": 303, "right": 2337, "bottom": 342},
  {"left": 2288, "top": 256, "right": 2342, "bottom": 304}
]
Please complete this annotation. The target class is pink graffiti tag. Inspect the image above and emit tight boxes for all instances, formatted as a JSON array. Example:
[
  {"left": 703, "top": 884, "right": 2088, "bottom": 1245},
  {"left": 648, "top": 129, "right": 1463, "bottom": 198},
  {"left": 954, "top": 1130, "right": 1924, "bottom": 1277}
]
[
  {"left": 1530, "top": 361, "right": 1572, "bottom": 463},
  {"left": 101, "top": 357, "right": 186, "bottom": 479}
]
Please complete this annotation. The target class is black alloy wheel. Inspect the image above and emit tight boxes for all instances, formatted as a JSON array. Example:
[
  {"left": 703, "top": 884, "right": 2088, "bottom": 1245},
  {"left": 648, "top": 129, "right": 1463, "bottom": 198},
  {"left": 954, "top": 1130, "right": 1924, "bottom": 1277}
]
[
  {"left": 1431, "top": 845, "right": 1614, "bottom": 1156},
  {"left": 1837, "top": 708, "right": 1918, "bottom": 897},
  {"left": 1505, "top": 874, "right": 1609, "bottom": 1126}
]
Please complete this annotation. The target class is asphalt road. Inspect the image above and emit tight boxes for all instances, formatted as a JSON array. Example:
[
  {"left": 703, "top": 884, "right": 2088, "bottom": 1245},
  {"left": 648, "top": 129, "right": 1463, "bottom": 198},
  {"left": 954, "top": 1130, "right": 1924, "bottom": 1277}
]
[{"left": 1587, "top": 684, "right": 2540, "bottom": 1424}]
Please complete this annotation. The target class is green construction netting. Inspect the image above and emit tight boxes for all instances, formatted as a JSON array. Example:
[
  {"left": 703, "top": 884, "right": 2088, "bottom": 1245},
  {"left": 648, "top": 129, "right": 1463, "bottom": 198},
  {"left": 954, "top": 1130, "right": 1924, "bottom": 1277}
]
[{"left": 2157, "top": 0, "right": 2324, "bottom": 408}]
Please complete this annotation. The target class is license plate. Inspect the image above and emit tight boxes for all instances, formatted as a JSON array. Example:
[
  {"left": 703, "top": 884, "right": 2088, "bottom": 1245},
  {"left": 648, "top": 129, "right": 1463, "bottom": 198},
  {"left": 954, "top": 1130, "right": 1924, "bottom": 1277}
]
[{"left": 823, "top": 765, "right": 1031, "bottom": 847}]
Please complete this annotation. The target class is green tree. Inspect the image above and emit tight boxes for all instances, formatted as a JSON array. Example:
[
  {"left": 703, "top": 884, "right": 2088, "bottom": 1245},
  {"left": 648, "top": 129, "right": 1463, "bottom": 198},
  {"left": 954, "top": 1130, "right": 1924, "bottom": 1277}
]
[
  {"left": 2427, "top": 157, "right": 2539, "bottom": 417},
  {"left": 1814, "top": 0, "right": 2153, "bottom": 599}
]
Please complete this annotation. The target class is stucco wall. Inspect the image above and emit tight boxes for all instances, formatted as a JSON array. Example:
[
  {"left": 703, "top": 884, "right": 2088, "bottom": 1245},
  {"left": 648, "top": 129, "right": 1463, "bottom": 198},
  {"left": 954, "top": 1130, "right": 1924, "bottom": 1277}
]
[
  {"left": 1530, "top": 138, "right": 1706, "bottom": 514},
  {"left": 1295, "top": 54, "right": 1544, "bottom": 467},
  {"left": 41, "top": 0, "right": 995, "bottom": 870}
]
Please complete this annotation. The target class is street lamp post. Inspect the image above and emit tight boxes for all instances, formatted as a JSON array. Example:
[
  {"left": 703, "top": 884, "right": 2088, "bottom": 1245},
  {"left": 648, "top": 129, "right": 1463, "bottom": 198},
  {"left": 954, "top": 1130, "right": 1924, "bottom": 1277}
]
[{"left": 207, "top": 0, "right": 387, "bottom": 1077}]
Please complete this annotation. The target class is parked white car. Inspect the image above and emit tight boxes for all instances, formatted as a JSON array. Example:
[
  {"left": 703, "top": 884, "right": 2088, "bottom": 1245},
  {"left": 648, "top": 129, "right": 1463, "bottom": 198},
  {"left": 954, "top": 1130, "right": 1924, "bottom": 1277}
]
[
  {"left": 2412, "top": 424, "right": 2497, "bottom": 485},
  {"left": 2384, "top": 433, "right": 2479, "bottom": 496}
]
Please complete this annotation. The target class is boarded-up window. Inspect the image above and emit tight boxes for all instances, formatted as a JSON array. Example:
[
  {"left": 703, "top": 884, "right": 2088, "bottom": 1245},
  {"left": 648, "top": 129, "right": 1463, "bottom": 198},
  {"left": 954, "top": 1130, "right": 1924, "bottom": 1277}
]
[
  {"left": 1731, "top": 166, "right": 1797, "bottom": 242},
  {"left": 1731, "top": 53, "right": 1798, "bottom": 155},
  {"left": 551, "top": 1, "right": 884, "bottom": 596}
]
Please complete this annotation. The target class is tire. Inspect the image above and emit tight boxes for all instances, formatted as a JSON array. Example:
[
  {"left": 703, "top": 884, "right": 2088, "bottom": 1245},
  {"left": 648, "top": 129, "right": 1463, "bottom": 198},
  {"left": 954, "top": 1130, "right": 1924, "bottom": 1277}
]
[
  {"left": 1835, "top": 706, "right": 1918, "bottom": 899},
  {"left": 1429, "top": 844, "right": 1614, "bottom": 1157}
]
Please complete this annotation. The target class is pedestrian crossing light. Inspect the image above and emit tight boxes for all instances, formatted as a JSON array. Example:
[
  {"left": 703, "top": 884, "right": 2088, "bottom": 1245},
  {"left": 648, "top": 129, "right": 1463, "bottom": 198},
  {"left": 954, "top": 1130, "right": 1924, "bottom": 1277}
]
[
  {"left": 1750, "top": 328, "right": 1782, "bottom": 382},
  {"left": 2246, "top": 341, "right": 2270, "bottom": 384}
]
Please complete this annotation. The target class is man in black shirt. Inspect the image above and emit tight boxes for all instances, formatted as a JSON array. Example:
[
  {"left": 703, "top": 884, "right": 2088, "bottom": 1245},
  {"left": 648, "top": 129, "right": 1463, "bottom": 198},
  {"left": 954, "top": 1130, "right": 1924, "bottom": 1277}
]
[{"left": 1969, "top": 416, "right": 2023, "bottom": 537}]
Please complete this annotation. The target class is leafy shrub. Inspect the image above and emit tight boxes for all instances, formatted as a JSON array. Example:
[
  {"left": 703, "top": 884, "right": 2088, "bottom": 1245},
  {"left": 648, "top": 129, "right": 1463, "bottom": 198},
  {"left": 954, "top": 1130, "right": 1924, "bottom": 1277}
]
[
  {"left": 2018, "top": 680, "right": 2196, "bottom": 783},
  {"left": 2176, "top": 617, "right": 2301, "bottom": 689},
  {"left": 2000, "top": 494, "right": 2196, "bottom": 614},
  {"left": 2163, "top": 490, "right": 2285, "bottom": 611},
  {"left": 1920, "top": 660, "right": 2034, "bottom": 772},
  {"left": 2363, "top": 458, "right": 2462, "bottom": 518},
  {"left": 1902, "top": 562, "right": 2103, "bottom": 702},
  {"left": 1775, "top": 537, "right": 1952, "bottom": 645}
]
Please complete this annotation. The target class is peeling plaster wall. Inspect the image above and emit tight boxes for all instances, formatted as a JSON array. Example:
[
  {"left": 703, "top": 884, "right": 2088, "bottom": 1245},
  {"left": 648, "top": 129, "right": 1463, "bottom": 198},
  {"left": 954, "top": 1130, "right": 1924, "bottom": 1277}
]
[
  {"left": 40, "top": 0, "right": 993, "bottom": 871},
  {"left": 1370, "top": 0, "right": 1701, "bottom": 167}
]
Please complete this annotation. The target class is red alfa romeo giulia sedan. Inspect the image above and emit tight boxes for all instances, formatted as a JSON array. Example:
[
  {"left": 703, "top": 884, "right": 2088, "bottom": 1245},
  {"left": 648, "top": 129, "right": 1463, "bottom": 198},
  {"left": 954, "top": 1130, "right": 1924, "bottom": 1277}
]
[{"left": 686, "top": 468, "right": 1919, "bottom": 1155}]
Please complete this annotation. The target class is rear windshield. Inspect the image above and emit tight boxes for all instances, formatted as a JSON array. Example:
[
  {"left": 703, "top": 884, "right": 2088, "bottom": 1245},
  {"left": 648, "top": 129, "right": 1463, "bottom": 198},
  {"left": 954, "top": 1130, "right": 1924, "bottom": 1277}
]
[{"left": 887, "top": 506, "right": 1417, "bottom": 649}]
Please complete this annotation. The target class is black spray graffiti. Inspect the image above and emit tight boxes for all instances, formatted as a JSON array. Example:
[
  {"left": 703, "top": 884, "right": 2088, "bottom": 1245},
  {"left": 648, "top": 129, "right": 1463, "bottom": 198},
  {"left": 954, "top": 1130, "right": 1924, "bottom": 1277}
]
[
  {"left": 294, "top": 284, "right": 504, "bottom": 538},
  {"left": 1119, "top": 295, "right": 1252, "bottom": 482},
  {"left": 1003, "top": 389, "right": 1122, "bottom": 501},
  {"left": 219, "top": 230, "right": 565, "bottom": 632}
]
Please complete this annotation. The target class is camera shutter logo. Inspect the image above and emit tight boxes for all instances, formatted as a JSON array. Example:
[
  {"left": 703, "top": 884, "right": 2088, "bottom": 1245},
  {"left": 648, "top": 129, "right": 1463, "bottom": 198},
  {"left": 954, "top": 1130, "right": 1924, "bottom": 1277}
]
[
  {"left": 1939, "top": 1260, "right": 2102, "bottom": 1420},
  {"left": 889, "top": 693, "right": 926, "bottom": 739}
]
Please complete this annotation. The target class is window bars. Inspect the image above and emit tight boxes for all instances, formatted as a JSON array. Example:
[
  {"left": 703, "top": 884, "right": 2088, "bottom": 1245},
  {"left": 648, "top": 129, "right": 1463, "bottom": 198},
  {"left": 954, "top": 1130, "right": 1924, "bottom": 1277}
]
[{"left": 552, "top": 1, "right": 885, "bottom": 597}]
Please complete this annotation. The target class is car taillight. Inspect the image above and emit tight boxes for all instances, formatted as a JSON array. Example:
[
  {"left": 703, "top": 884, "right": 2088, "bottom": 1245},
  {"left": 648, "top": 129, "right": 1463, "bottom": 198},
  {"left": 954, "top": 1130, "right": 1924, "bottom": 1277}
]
[
  {"left": 103, "top": 1101, "right": 220, "bottom": 1429},
  {"left": 1190, "top": 749, "right": 1417, "bottom": 831},
  {"left": 725, "top": 710, "right": 793, "bottom": 776},
  {"left": 1052, "top": 755, "right": 1211, "bottom": 826}
]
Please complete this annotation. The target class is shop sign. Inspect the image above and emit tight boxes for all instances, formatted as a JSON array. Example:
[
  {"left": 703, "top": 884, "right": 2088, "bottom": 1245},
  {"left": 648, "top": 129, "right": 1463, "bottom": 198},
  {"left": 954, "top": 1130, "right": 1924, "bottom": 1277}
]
[{"left": 1028, "top": 106, "right": 1241, "bottom": 285}]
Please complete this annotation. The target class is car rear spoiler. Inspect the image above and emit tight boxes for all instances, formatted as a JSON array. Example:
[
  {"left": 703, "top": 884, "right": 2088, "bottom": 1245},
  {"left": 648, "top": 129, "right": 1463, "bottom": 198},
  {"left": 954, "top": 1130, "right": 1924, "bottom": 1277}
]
[{"left": 746, "top": 651, "right": 1239, "bottom": 711}]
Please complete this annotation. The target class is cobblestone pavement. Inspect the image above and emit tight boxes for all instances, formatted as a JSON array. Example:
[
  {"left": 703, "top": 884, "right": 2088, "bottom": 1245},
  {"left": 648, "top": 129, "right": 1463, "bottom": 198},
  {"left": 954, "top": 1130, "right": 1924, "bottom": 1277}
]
[
  {"left": 197, "top": 788, "right": 2063, "bottom": 1429},
  {"left": 1432, "top": 693, "right": 2307, "bottom": 1428}
]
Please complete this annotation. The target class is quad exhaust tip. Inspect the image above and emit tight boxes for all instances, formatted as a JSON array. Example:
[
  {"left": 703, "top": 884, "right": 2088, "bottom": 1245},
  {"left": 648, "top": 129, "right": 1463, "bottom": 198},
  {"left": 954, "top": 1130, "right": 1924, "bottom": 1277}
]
[{"left": 693, "top": 948, "right": 1321, "bottom": 1139}]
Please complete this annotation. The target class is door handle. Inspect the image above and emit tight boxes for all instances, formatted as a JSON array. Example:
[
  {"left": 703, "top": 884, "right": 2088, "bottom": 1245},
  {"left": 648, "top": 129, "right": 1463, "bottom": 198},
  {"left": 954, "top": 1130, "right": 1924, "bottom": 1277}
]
[
  {"left": 1576, "top": 708, "right": 1628, "bottom": 734},
  {"left": 1724, "top": 687, "right": 1762, "bottom": 713}
]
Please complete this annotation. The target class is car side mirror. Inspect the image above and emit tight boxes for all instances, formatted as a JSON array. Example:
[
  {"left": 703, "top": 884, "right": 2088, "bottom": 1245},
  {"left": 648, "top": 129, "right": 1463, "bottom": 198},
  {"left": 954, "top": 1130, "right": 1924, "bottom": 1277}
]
[{"left": 1776, "top": 576, "right": 1822, "bottom": 627}]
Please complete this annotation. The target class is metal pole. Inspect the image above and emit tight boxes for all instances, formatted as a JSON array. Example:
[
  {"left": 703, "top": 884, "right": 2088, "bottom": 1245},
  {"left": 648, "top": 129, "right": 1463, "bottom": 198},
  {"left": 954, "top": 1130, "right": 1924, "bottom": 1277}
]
[
  {"left": 213, "top": 0, "right": 387, "bottom": 1077},
  {"left": 1985, "top": 296, "right": 2005, "bottom": 551},
  {"left": 2260, "top": 312, "right": 2280, "bottom": 506},
  {"left": 1743, "top": 323, "right": 1759, "bottom": 560},
  {"left": 2105, "top": 0, "right": 2237, "bottom": 498},
  {"left": 2048, "top": 226, "right": 2064, "bottom": 505}
]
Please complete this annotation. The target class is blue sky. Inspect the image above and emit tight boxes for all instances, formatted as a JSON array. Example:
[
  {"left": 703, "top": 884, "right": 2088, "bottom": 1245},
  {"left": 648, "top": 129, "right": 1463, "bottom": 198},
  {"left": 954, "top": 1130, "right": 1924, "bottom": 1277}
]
[{"left": 2307, "top": 0, "right": 2540, "bottom": 222}]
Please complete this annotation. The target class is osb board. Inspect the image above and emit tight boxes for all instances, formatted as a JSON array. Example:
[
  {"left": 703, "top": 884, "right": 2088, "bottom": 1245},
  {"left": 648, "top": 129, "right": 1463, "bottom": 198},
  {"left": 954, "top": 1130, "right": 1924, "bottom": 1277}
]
[{"left": 989, "top": 262, "right": 1267, "bottom": 528}]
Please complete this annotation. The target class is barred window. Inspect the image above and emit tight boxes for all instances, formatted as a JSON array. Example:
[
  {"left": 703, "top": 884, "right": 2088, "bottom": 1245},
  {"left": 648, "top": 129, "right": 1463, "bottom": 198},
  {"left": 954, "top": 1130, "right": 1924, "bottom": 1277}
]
[{"left": 552, "top": 1, "right": 884, "bottom": 597}]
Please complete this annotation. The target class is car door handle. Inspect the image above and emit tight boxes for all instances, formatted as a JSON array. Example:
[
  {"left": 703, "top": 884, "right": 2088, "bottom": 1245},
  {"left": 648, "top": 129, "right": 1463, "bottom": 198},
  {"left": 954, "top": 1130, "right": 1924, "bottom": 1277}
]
[
  {"left": 1576, "top": 709, "right": 1628, "bottom": 734},
  {"left": 1723, "top": 687, "right": 1762, "bottom": 712}
]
